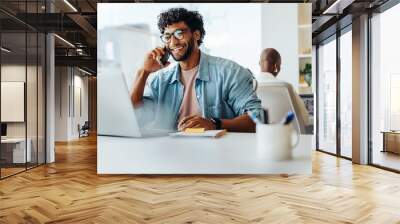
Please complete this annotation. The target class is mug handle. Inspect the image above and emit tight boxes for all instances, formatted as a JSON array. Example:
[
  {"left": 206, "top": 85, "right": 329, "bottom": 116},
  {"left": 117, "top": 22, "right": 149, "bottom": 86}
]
[{"left": 291, "top": 129, "right": 300, "bottom": 149}]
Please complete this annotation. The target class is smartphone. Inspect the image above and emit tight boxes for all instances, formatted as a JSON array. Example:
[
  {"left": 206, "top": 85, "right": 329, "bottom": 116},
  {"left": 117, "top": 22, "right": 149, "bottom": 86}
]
[{"left": 156, "top": 46, "right": 170, "bottom": 67}]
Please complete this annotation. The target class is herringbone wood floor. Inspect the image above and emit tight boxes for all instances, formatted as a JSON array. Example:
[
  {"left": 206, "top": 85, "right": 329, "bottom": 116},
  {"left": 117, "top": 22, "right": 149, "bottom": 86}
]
[{"left": 1, "top": 135, "right": 400, "bottom": 224}]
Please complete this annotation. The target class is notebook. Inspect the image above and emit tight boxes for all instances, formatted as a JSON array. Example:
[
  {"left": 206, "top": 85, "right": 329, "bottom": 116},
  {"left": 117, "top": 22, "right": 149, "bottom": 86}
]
[{"left": 169, "top": 129, "right": 227, "bottom": 138}]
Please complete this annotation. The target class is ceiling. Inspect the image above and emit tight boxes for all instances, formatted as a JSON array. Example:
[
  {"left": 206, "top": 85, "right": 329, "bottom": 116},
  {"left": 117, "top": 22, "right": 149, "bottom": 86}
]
[{"left": 0, "top": 0, "right": 393, "bottom": 74}]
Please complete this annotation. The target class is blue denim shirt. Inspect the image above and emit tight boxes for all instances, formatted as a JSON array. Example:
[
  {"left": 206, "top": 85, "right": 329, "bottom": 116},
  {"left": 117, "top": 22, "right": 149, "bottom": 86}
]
[{"left": 137, "top": 51, "right": 262, "bottom": 130}]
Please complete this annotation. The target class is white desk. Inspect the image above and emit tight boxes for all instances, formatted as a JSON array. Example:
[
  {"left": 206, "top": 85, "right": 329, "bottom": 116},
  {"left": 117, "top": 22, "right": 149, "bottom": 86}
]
[
  {"left": 1, "top": 138, "right": 32, "bottom": 163},
  {"left": 98, "top": 133, "right": 312, "bottom": 174}
]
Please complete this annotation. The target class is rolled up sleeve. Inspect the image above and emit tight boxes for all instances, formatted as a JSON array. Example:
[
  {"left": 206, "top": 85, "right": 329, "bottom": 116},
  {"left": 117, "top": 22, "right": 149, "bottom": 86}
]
[{"left": 227, "top": 67, "right": 263, "bottom": 120}]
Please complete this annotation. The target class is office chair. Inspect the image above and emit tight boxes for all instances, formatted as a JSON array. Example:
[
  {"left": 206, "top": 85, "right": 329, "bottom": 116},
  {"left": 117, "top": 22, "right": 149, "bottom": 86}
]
[
  {"left": 79, "top": 121, "right": 90, "bottom": 138},
  {"left": 256, "top": 82, "right": 309, "bottom": 134}
]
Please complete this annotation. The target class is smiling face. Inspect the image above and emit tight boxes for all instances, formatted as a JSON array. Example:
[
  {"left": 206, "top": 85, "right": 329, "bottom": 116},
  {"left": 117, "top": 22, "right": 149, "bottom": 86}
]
[{"left": 163, "top": 22, "right": 200, "bottom": 62}]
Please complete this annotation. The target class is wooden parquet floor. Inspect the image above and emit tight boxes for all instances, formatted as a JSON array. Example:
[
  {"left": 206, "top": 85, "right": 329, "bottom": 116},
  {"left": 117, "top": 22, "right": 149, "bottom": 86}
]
[{"left": 1, "top": 134, "right": 400, "bottom": 224}]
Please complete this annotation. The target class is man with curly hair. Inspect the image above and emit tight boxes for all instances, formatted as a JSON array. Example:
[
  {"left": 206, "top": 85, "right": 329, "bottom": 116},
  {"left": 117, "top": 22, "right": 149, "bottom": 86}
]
[{"left": 131, "top": 7, "right": 262, "bottom": 132}]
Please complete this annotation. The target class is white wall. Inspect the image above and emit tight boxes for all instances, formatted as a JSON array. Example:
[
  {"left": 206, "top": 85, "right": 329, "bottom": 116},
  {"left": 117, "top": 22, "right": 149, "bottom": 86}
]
[
  {"left": 261, "top": 4, "right": 299, "bottom": 90},
  {"left": 55, "top": 67, "right": 89, "bottom": 141},
  {"left": 55, "top": 67, "right": 69, "bottom": 141},
  {"left": 72, "top": 73, "right": 89, "bottom": 138}
]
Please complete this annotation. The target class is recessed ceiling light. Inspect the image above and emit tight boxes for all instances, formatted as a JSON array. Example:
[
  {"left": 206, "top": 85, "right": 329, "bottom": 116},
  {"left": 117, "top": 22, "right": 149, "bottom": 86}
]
[
  {"left": 1, "top": 47, "right": 11, "bottom": 53},
  {"left": 322, "top": 0, "right": 354, "bottom": 15},
  {"left": 63, "top": 0, "right": 78, "bottom": 12},
  {"left": 78, "top": 67, "right": 92, "bottom": 76},
  {"left": 54, "top": 34, "right": 75, "bottom": 48}
]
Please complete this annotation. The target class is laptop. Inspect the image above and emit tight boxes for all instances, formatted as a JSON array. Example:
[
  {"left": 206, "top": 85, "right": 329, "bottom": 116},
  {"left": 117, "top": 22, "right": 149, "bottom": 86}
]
[{"left": 97, "top": 63, "right": 171, "bottom": 138}]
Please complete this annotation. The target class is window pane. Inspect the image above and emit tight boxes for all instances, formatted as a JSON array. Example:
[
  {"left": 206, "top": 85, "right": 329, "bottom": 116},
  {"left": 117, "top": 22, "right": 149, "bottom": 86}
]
[
  {"left": 0, "top": 1, "right": 46, "bottom": 178},
  {"left": 318, "top": 38, "right": 337, "bottom": 154},
  {"left": 371, "top": 4, "right": 400, "bottom": 171},
  {"left": 340, "top": 30, "right": 352, "bottom": 158}
]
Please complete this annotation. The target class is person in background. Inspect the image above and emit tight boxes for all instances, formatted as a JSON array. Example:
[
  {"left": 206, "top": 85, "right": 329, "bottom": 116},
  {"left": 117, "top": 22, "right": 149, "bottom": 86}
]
[{"left": 257, "top": 48, "right": 310, "bottom": 125}]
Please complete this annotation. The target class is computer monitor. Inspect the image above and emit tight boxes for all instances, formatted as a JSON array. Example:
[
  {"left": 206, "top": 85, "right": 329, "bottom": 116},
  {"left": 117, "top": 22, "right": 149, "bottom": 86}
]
[{"left": 1, "top": 123, "right": 7, "bottom": 137}]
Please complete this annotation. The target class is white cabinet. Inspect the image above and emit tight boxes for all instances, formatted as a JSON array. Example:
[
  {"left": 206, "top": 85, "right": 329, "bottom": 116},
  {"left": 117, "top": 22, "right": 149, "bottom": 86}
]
[{"left": 1, "top": 138, "right": 32, "bottom": 163}]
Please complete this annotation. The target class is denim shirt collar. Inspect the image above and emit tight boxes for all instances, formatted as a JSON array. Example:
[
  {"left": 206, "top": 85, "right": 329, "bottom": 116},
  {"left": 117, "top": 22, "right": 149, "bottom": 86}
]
[{"left": 169, "top": 50, "right": 210, "bottom": 84}]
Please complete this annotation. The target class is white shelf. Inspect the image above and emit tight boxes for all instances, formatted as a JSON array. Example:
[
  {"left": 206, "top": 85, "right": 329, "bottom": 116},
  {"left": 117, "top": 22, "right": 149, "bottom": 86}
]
[
  {"left": 298, "top": 24, "right": 312, "bottom": 29},
  {"left": 298, "top": 54, "right": 312, "bottom": 58}
]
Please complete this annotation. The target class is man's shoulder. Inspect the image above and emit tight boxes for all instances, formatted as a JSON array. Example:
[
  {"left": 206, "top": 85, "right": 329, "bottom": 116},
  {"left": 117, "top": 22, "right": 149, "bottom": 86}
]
[
  {"left": 204, "top": 53, "right": 252, "bottom": 81},
  {"left": 258, "top": 78, "right": 293, "bottom": 88},
  {"left": 206, "top": 54, "right": 242, "bottom": 69},
  {"left": 147, "top": 64, "right": 177, "bottom": 85}
]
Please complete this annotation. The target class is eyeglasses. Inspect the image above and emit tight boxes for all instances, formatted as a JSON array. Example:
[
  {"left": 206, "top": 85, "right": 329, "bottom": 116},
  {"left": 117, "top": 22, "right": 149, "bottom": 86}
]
[{"left": 160, "top": 29, "right": 188, "bottom": 43}]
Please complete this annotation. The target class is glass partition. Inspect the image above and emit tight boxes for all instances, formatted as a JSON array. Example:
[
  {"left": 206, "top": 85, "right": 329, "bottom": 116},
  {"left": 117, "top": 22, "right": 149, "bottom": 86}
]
[
  {"left": 26, "top": 0, "right": 40, "bottom": 169},
  {"left": 339, "top": 29, "right": 352, "bottom": 158},
  {"left": 371, "top": 3, "right": 400, "bottom": 171},
  {"left": 317, "top": 36, "right": 337, "bottom": 155},
  {"left": 0, "top": 1, "right": 46, "bottom": 179},
  {"left": 27, "top": 31, "right": 38, "bottom": 169},
  {"left": 1, "top": 31, "right": 28, "bottom": 178}
]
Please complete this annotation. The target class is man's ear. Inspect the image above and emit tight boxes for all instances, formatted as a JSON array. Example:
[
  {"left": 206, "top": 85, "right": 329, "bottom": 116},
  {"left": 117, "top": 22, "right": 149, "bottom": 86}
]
[
  {"left": 193, "top": 30, "right": 201, "bottom": 41},
  {"left": 275, "top": 64, "right": 281, "bottom": 73}
]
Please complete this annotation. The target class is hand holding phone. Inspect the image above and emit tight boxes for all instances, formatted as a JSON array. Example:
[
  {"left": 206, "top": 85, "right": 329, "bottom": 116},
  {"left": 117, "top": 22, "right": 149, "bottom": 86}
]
[
  {"left": 156, "top": 46, "right": 170, "bottom": 67},
  {"left": 142, "top": 46, "right": 171, "bottom": 73}
]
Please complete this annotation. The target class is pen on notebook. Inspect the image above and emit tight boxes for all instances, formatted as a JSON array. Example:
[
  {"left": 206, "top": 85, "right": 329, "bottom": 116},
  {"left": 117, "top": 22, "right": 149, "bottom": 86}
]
[
  {"left": 247, "top": 111, "right": 262, "bottom": 124},
  {"left": 280, "top": 111, "right": 295, "bottom": 125}
]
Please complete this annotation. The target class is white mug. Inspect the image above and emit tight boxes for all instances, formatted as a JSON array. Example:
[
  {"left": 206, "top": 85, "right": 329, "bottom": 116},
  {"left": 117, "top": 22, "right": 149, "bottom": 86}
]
[{"left": 256, "top": 123, "right": 300, "bottom": 161}]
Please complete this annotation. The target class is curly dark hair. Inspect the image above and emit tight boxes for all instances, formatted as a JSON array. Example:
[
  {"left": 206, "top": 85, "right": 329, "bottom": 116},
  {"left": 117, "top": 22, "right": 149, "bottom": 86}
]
[{"left": 157, "top": 7, "right": 206, "bottom": 46}]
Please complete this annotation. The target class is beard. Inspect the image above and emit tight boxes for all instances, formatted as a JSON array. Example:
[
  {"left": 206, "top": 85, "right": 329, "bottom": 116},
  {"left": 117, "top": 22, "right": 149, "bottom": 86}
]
[{"left": 169, "top": 37, "right": 195, "bottom": 62}]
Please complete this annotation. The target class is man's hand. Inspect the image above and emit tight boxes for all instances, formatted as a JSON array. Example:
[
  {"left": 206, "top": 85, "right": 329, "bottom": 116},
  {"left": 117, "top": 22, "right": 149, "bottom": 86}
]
[
  {"left": 131, "top": 47, "right": 171, "bottom": 108},
  {"left": 178, "top": 115, "right": 216, "bottom": 131},
  {"left": 142, "top": 47, "right": 171, "bottom": 73}
]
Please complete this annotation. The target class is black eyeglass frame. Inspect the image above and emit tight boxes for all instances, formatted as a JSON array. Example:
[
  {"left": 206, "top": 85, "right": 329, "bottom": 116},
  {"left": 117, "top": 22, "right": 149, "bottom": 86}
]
[{"left": 160, "top": 28, "right": 189, "bottom": 43}]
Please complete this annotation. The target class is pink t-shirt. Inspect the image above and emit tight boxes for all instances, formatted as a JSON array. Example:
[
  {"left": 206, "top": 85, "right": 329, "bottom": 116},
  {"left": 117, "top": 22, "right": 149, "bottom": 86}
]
[{"left": 178, "top": 65, "right": 202, "bottom": 123}]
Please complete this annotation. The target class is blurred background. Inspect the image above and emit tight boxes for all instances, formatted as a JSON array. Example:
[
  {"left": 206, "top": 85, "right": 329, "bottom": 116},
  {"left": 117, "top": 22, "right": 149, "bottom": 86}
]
[{"left": 97, "top": 3, "right": 312, "bottom": 95}]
